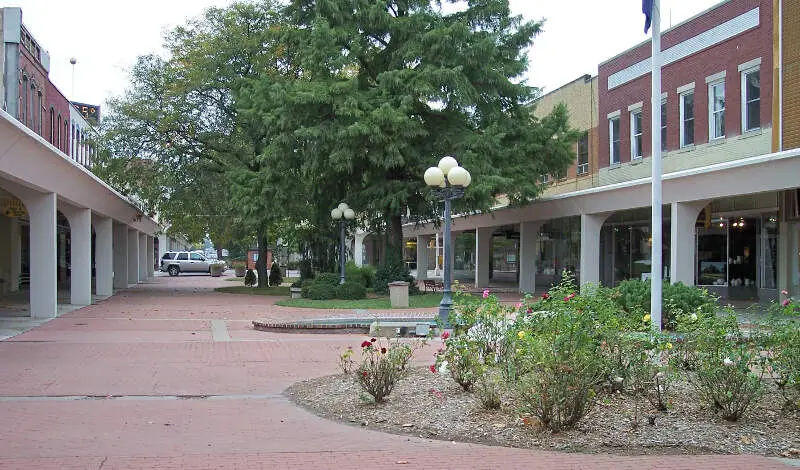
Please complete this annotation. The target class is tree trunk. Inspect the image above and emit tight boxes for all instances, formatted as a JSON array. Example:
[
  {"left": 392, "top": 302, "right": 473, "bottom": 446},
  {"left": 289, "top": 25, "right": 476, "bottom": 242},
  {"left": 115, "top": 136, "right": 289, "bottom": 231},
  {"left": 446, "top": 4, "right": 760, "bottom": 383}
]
[
  {"left": 256, "top": 230, "right": 269, "bottom": 288},
  {"left": 386, "top": 212, "right": 404, "bottom": 266}
]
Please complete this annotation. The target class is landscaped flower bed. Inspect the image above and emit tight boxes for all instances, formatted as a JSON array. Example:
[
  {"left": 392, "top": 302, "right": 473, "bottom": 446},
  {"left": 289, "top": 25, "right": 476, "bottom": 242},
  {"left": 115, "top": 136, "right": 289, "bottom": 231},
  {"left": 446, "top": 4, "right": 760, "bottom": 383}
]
[{"left": 287, "top": 275, "right": 800, "bottom": 458}]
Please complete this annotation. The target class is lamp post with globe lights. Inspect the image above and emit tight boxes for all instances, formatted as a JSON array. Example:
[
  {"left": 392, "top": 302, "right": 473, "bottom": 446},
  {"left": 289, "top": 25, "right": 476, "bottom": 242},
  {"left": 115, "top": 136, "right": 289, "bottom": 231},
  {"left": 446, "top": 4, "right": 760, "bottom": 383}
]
[
  {"left": 424, "top": 156, "right": 471, "bottom": 326},
  {"left": 331, "top": 202, "right": 356, "bottom": 284}
]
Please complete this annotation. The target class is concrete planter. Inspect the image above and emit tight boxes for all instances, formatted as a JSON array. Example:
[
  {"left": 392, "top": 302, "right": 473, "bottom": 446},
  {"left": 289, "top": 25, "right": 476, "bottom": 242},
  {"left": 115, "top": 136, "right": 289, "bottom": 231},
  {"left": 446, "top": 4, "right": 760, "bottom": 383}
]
[
  {"left": 290, "top": 287, "right": 303, "bottom": 299},
  {"left": 234, "top": 266, "right": 246, "bottom": 277},
  {"left": 388, "top": 281, "right": 409, "bottom": 308},
  {"left": 210, "top": 265, "right": 224, "bottom": 277}
]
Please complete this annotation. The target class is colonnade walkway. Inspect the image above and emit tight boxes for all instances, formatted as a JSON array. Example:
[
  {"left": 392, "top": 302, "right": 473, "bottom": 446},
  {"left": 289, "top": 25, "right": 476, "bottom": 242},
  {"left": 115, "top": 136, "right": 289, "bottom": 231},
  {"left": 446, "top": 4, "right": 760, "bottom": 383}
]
[{"left": 0, "top": 274, "right": 790, "bottom": 469}]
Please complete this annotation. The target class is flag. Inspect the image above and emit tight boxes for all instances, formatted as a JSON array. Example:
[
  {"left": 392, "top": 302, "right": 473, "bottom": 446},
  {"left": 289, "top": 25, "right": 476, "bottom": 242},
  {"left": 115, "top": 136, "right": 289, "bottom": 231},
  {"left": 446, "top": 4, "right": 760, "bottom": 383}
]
[{"left": 643, "top": 0, "right": 653, "bottom": 33}]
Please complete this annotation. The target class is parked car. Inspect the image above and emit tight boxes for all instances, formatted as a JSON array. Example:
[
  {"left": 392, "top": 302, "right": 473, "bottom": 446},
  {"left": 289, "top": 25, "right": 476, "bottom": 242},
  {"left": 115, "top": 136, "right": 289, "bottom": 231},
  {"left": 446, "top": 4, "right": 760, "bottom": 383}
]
[{"left": 160, "top": 251, "right": 212, "bottom": 276}]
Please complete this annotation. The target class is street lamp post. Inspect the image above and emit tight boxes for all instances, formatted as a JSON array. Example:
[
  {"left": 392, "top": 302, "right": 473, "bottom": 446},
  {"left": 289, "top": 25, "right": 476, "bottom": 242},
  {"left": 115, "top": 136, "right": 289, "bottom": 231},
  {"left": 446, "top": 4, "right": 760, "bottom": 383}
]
[
  {"left": 424, "top": 156, "right": 471, "bottom": 327},
  {"left": 331, "top": 202, "right": 355, "bottom": 284}
]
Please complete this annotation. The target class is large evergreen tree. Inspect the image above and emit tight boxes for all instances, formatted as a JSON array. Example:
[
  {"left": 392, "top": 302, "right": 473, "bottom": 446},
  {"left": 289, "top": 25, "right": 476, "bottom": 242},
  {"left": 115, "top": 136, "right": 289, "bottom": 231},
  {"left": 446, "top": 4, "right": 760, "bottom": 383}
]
[{"left": 245, "top": 0, "right": 578, "bottom": 264}]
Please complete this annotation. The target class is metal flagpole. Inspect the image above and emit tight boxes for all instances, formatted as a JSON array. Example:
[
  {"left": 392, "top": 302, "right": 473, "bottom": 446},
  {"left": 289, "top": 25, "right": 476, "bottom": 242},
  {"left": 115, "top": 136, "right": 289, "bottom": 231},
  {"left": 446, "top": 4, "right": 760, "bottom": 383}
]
[{"left": 650, "top": 0, "right": 663, "bottom": 331}]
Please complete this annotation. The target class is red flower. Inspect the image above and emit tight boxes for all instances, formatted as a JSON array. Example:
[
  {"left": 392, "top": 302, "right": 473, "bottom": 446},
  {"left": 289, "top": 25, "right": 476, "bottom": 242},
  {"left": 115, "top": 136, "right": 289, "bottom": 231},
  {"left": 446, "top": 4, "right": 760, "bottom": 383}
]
[
  {"left": 541, "top": 293, "right": 550, "bottom": 300},
  {"left": 526, "top": 307, "right": 532, "bottom": 314},
  {"left": 381, "top": 347, "right": 387, "bottom": 354},
  {"left": 360, "top": 341, "right": 371, "bottom": 348},
  {"left": 441, "top": 331, "right": 450, "bottom": 340},
  {"left": 429, "top": 365, "right": 437, "bottom": 373},
  {"left": 370, "top": 337, "right": 377, "bottom": 343},
  {"left": 564, "top": 293, "right": 576, "bottom": 302},
  {"left": 362, "top": 371, "right": 368, "bottom": 377}
]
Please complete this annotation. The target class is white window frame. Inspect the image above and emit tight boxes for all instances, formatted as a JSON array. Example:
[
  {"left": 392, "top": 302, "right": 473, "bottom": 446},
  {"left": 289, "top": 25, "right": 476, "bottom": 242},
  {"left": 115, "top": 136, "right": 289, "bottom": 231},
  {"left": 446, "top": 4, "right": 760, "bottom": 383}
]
[
  {"left": 708, "top": 79, "right": 726, "bottom": 140},
  {"left": 679, "top": 91, "right": 695, "bottom": 147},
  {"left": 609, "top": 116, "right": 621, "bottom": 165},
  {"left": 577, "top": 131, "right": 589, "bottom": 175},
  {"left": 740, "top": 66, "right": 760, "bottom": 132},
  {"left": 630, "top": 109, "right": 643, "bottom": 160}
]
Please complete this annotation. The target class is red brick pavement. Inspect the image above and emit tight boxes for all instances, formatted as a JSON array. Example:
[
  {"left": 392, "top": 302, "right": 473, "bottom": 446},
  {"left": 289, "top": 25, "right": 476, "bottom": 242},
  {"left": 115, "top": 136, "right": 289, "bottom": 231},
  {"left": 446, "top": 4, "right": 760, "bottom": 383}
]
[{"left": 0, "top": 274, "right": 792, "bottom": 469}]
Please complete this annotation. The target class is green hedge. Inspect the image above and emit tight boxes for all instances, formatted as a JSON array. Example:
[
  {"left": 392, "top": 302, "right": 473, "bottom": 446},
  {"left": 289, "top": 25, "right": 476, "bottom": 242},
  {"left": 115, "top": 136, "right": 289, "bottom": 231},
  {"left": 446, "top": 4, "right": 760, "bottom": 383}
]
[
  {"left": 374, "top": 261, "right": 419, "bottom": 295},
  {"left": 613, "top": 279, "right": 718, "bottom": 329},
  {"left": 335, "top": 281, "right": 367, "bottom": 300},
  {"left": 307, "top": 282, "right": 336, "bottom": 300}
]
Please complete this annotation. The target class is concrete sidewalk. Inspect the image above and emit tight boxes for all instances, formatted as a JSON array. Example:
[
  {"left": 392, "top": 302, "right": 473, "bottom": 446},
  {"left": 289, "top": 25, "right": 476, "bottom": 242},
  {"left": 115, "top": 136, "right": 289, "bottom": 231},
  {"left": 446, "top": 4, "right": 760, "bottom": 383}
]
[{"left": 0, "top": 274, "right": 792, "bottom": 469}]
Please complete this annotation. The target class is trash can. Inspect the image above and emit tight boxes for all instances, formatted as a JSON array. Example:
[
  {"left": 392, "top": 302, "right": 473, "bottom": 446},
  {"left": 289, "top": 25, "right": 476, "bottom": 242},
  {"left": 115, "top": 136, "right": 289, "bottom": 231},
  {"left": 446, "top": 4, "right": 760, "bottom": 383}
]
[{"left": 388, "top": 281, "right": 409, "bottom": 308}]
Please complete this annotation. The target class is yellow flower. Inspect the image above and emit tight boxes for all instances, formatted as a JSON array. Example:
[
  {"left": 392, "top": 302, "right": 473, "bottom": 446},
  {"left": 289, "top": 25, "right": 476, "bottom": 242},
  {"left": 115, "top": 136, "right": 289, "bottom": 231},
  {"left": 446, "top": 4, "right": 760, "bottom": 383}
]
[
  {"left": 643, "top": 314, "right": 651, "bottom": 323},
  {"left": 517, "top": 331, "right": 526, "bottom": 339},
  {"left": 515, "top": 348, "right": 522, "bottom": 354},
  {"left": 665, "top": 342, "right": 673, "bottom": 350}
]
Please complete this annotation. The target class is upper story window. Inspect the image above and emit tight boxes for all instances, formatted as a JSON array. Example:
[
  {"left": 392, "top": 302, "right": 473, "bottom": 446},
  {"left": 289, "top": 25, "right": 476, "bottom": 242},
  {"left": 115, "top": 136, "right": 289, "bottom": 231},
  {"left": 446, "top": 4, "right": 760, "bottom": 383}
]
[
  {"left": 708, "top": 76, "right": 725, "bottom": 140},
  {"left": 680, "top": 91, "right": 695, "bottom": 147},
  {"left": 609, "top": 116, "right": 621, "bottom": 165},
  {"left": 630, "top": 109, "right": 643, "bottom": 159},
  {"left": 661, "top": 98, "right": 667, "bottom": 151},
  {"left": 577, "top": 132, "right": 589, "bottom": 175},
  {"left": 741, "top": 68, "right": 760, "bottom": 132}
]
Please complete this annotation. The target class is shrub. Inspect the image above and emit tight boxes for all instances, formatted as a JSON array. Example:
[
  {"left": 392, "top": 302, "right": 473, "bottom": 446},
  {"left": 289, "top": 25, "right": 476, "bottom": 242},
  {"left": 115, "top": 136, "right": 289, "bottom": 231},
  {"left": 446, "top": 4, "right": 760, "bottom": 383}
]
[
  {"left": 307, "top": 281, "right": 336, "bottom": 300},
  {"left": 355, "top": 338, "right": 403, "bottom": 403},
  {"left": 345, "top": 261, "right": 365, "bottom": 286},
  {"left": 511, "top": 274, "right": 605, "bottom": 432},
  {"left": 315, "top": 272, "right": 341, "bottom": 287},
  {"left": 335, "top": 281, "right": 366, "bottom": 300},
  {"left": 614, "top": 279, "right": 717, "bottom": 329},
  {"left": 762, "top": 297, "right": 800, "bottom": 410},
  {"left": 243, "top": 269, "right": 257, "bottom": 287},
  {"left": 360, "top": 265, "right": 376, "bottom": 288},
  {"left": 300, "top": 279, "right": 315, "bottom": 298},
  {"left": 436, "top": 335, "right": 485, "bottom": 392},
  {"left": 338, "top": 346, "right": 355, "bottom": 374},
  {"left": 679, "top": 312, "right": 763, "bottom": 421},
  {"left": 476, "top": 369, "right": 503, "bottom": 410},
  {"left": 374, "top": 261, "right": 418, "bottom": 295},
  {"left": 268, "top": 261, "right": 283, "bottom": 286}
]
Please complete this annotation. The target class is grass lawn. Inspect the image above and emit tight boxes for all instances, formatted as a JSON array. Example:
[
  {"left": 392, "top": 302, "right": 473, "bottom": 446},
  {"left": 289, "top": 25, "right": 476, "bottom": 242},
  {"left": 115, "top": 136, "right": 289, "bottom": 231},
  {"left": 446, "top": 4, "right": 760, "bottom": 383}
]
[
  {"left": 225, "top": 277, "right": 245, "bottom": 282},
  {"left": 274, "top": 293, "right": 443, "bottom": 309},
  {"left": 215, "top": 286, "right": 291, "bottom": 296}
]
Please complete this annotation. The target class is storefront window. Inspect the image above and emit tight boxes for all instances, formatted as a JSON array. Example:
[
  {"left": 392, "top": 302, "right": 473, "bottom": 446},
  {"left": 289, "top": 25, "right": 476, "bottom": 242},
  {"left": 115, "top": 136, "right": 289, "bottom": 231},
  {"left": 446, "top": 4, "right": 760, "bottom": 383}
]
[
  {"left": 536, "top": 217, "right": 580, "bottom": 289},
  {"left": 760, "top": 215, "right": 778, "bottom": 290},
  {"left": 697, "top": 221, "right": 728, "bottom": 286}
]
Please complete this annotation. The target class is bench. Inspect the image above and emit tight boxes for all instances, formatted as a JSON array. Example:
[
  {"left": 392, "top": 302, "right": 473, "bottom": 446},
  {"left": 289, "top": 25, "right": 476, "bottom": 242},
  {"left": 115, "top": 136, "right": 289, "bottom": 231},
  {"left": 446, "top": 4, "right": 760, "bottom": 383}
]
[{"left": 422, "top": 279, "right": 444, "bottom": 293}]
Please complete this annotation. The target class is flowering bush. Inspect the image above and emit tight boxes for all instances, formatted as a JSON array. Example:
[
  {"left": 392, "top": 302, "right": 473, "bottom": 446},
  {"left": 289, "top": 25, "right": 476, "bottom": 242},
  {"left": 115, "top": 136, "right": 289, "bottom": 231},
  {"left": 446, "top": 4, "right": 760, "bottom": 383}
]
[
  {"left": 355, "top": 337, "right": 408, "bottom": 403},
  {"left": 434, "top": 334, "right": 484, "bottom": 392},
  {"left": 509, "top": 275, "right": 605, "bottom": 432},
  {"left": 475, "top": 368, "right": 503, "bottom": 410},
  {"left": 338, "top": 346, "right": 355, "bottom": 374},
  {"left": 678, "top": 312, "right": 763, "bottom": 421},
  {"left": 762, "top": 292, "right": 800, "bottom": 410}
]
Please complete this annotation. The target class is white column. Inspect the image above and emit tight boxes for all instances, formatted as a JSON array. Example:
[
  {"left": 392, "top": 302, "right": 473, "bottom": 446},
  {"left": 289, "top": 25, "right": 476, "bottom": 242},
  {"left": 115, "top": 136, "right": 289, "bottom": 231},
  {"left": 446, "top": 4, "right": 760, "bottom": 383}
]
[
  {"left": 138, "top": 232, "right": 147, "bottom": 282},
  {"left": 475, "top": 227, "right": 492, "bottom": 288},
  {"left": 354, "top": 232, "right": 367, "bottom": 267},
  {"left": 777, "top": 221, "right": 792, "bottom": 295},
  {"left": 158, "top": 234, "right": 168, "bottom": 261},
  {"left": 127, "top": 228, "right": 139, "bottom": 287},
  {"left": 113, "top": 223, "right": 129, "bottom": 289},
  {"left": 519, "top": 222, "right": 540, "bottom": 294},
  {"left": 9, "top": 217, "right": 21, "bottom": 292},
  {"left": 147, "top": 235, "right": 155, "bottom": 277},
  {"left": 670, "top": 202, "right": 706, "bottom": 286},
  {"left": 28, "top": 192, "right": 57, "bottom": 318},
  {"left": 94, "top": 215, "right": 113, "bottom": 297},
  {"left": 580, "top": 213, "right": 609, "bottom": 288},
  {"left": 67, "top": 208, "right": 92, "bottom": 306},
  {"left": 416, "top": 235, "right": 430, "bottom": 280}
]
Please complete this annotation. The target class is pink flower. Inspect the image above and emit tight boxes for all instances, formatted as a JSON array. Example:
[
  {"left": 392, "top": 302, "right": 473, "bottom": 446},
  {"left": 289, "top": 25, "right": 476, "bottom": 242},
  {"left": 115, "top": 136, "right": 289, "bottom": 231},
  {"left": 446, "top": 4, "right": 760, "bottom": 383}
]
[
  {"left": 563, "top": 293, "right": 575, "bottom": 302},
  {"left": 783, "top": 299, "right": 791, "bottom": 307},
  {"left": 516, "top": 302, "right": 523, "bottom": 308},
  {"left": 482, "top": 289, "right": 490, "bottom": 299},
  {"left": 781, "top": 290, "right": 789, "bottom": 296},
  {"left": 441, "top": 331, "right": 450, "bottom": 340},
  {"left": 541, "top": 293, "right": 550, "bottom": 300}
]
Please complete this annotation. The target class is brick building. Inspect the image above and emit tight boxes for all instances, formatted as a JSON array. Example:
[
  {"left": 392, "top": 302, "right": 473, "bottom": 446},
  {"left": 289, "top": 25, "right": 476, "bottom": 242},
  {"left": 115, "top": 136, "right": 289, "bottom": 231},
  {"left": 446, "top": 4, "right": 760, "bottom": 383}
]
[{"left": 400, "top": 0, "right": 800, "bottom": 301}]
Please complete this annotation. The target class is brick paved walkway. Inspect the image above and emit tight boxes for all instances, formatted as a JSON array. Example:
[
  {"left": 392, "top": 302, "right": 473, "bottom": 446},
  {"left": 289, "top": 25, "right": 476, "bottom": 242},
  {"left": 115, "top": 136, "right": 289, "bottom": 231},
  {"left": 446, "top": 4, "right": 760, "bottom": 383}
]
[{"left": 0, "top": 274, "right": 792, "bottom": 469}]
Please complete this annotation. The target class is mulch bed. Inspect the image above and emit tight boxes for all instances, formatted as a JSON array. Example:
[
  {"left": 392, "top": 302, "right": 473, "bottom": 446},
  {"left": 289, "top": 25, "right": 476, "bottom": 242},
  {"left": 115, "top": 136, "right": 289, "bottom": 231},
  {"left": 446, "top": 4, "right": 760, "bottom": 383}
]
[{"left": 286, "top": 367, "right": 800, "bottom": 458}]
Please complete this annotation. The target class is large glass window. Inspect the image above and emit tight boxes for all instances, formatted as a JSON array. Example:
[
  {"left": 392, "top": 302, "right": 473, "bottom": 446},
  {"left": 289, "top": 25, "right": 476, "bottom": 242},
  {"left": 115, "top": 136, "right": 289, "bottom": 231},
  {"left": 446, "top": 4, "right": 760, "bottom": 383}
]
[
  {"left": 630, "top": 110, "right": 643, "bottom": 159},
  {"left": 680, "top": 91, "right": 694, "bottom": 147},
  {"left": 609, "top": 117, "right": 620, "bottom": 164},
  {"left": 709, "top": 81, "right": 725, "bottom": 140},
  {"left": 536, "top": 217, "right": 581, "bottom": 290},
  {"left": 742, "top": 69, "right": 760, "bottom": 132},
  {"left": 697, "top": 222, "right": 728, "bottom": 286}
]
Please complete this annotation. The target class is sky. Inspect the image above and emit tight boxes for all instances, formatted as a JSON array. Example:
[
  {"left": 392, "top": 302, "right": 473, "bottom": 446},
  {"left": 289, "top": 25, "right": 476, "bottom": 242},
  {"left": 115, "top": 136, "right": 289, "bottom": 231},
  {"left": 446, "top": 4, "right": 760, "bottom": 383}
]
[{"left": 10, "top": 0, "right": 721, "bottom": 108}]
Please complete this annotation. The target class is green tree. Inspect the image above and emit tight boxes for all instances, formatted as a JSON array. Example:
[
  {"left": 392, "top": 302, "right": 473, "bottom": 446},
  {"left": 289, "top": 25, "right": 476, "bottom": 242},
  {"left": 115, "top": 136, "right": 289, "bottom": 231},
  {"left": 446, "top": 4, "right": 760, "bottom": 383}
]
[
  {"left": 243, "top": 0, "right": 578, "bottom": 264},
  {"left": 101, "top": 1, "right": 291, "bottom": 286}
]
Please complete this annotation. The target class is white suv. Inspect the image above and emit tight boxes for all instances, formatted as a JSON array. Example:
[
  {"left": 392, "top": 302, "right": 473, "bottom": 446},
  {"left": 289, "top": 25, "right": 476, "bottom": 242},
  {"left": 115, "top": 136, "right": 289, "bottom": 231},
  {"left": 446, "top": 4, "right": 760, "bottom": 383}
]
[{"left": 160, "top": 251, "right": 211, "bottom": 276}]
